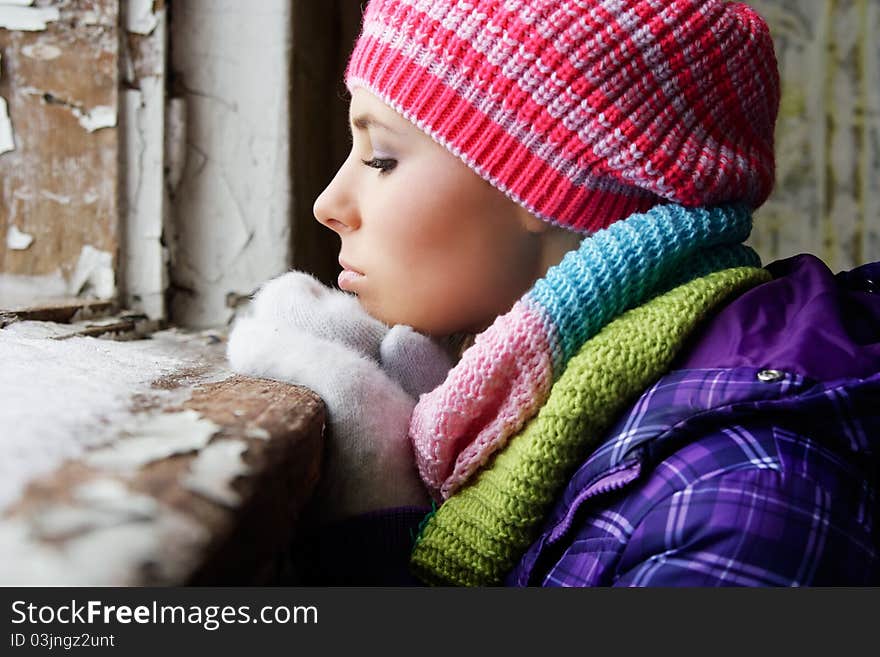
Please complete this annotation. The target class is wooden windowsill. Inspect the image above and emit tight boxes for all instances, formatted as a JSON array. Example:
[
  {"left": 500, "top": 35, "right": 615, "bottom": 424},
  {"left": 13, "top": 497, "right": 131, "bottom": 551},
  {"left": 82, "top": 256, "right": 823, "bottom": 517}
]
[{"left": 0, "top": 324, "right": 326, "bottom": 585}]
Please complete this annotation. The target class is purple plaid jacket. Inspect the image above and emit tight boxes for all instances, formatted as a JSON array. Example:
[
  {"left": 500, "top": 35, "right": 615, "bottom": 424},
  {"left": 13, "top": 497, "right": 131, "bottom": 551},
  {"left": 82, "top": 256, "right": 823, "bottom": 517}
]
[
  {"left": 301, "top": 255, "right": 880, "bottom": 586},
  {"left": 508, "top": 255, "right": 880, "bottom": 586}
]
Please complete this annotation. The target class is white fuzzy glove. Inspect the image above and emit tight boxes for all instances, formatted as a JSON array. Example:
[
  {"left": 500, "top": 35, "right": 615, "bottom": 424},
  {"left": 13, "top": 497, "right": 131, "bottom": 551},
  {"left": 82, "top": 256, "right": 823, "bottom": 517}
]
[{"left": 226, "top": 271, "right": 453, "bottom": 521}]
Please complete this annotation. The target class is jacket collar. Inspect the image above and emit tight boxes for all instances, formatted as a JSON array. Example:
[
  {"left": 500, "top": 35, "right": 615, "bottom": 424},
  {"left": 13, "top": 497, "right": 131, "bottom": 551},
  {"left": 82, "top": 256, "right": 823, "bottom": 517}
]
[
  {"left": 677, "top": 254, "right": 880, "bottom": 381},
  {"left": 563, "top": 254, "right": 880, "bottom": 511}
]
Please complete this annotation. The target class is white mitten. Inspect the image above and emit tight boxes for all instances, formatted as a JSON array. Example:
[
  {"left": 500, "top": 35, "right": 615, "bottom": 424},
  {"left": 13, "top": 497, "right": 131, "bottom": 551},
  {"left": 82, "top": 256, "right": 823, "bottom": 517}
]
[
  {"left": 248, "top": 271, "right": 388, "bottom": 361},
  {"left": 245, "top": 270, "right": 454, "bottom": 398},
  {"left": 379, "top": 325, "right": 454, "bottom": 399},
  {"left": 227, "top": 316, "right": 430, "bottom": 521},
  {"left": 226, "top": 270, "right": 454, "bottom": 521}
]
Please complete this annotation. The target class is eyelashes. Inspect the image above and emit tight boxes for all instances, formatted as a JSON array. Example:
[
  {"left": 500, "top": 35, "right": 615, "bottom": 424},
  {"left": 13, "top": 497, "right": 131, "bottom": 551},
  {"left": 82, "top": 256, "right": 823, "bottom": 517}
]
[{"left": 361, "top": 157, "right": 398, "bottom": 174}]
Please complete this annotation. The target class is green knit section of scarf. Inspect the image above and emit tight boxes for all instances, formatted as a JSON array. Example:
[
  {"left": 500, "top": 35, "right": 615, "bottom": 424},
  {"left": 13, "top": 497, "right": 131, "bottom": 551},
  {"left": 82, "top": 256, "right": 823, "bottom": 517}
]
[{"left": 410, "top": 266, "right": 772, "bottom": 586}]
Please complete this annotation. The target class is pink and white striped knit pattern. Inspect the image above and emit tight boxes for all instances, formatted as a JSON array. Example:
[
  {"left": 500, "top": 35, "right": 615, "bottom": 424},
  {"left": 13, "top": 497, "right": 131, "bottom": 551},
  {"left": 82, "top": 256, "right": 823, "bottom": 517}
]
[
  {"left": 408, "top": 297, "right": 554, "bottom": 500},
  {"left": 346, "top": 0, "right": 780, "bottom": 233}
]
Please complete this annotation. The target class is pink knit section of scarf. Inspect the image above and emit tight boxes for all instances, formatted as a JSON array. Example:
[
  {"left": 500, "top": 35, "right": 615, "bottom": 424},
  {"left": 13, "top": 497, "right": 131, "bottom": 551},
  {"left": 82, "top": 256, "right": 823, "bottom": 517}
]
[{"left": 410, "top": 300, "right": 554, "bottom": 500}]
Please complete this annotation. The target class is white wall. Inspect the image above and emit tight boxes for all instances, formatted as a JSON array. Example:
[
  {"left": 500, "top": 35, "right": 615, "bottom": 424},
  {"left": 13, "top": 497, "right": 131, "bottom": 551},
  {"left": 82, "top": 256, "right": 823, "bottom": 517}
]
[{"left": 169, "top": 0, "right": 292, "bottom": 328}]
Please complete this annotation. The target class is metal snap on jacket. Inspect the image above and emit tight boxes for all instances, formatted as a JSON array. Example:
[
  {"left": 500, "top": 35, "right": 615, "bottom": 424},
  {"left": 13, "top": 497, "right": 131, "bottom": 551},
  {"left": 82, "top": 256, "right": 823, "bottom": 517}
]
[{"left": 757, "top": 369, "right": 786, "bottom": 383}]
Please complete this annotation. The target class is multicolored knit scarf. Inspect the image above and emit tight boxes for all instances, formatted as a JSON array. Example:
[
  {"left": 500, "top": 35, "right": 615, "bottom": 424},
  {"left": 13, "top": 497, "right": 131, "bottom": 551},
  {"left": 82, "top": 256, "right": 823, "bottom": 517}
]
[
  {"left": 410, "top": 203, "right": 760, "bottom": 501},
  {"left": 410, "top": 264, "right": 771, "bottom": 586}
]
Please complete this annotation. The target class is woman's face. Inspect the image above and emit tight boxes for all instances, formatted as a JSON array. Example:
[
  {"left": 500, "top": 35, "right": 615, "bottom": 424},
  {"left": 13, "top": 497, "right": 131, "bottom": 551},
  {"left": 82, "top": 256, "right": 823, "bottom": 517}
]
[{"left": 313, "top": 88, "right": 550, "bottom": 336}]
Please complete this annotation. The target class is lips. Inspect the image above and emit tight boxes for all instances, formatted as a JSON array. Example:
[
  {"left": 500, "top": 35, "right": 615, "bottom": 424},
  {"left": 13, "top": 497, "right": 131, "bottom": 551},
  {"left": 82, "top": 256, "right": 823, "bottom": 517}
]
[
  {"left": 338, "top": 257, "right": 364, "bottom": 292},
  {"left": 338, "top": 257, "right": 363, "bottom": 275}
]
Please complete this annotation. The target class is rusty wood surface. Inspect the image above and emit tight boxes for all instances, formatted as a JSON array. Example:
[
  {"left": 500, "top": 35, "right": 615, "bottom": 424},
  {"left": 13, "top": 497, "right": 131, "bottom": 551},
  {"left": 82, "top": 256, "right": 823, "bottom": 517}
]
[
  {"left": 2, "top": 335, "right": 326, "bottom": 586},
  {"left": 0, "top": 297, "right": 115, "bottom": 326},
  {"left": 182, "top": 376, "right": 326, "bottom": 585}
]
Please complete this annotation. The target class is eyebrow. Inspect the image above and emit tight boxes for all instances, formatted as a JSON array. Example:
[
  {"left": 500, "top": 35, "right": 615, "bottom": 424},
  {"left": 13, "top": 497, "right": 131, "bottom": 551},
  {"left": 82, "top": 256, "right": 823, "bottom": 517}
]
[{"left": 350, "top": 113, "right": 401, "bottom": 135}]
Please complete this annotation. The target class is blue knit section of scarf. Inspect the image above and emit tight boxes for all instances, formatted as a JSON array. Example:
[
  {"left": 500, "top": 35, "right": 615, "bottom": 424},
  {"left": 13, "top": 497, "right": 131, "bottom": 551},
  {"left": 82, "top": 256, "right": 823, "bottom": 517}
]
[{"left": 527, "top": 203, "right": 760, "bottom": 376}]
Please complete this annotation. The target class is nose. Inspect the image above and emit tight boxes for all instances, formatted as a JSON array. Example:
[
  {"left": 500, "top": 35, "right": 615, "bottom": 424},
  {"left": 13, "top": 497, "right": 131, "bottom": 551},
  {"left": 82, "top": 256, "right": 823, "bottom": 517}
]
[{"left": 313, "top": 157, "right": 361, "bottom": 234}]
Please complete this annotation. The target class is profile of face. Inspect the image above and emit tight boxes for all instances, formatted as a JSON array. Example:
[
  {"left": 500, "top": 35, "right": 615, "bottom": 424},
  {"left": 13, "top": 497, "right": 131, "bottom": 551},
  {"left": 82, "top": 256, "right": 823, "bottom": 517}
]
[{"left": 313, "top": 88, "right": 580, "bottom": 336}]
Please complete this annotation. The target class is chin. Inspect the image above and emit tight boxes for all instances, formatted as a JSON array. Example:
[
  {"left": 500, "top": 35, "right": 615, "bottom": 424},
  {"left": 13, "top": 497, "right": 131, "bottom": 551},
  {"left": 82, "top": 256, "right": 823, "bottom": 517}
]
[
  {"left": 359, "top": 293, "right": 470, "bottom": 337},
  {"left": 361, "top": 301, "right": 429, "bottom": 334},
  {"left": 356, "top": 297, "right": 397, "bottom": 327}
]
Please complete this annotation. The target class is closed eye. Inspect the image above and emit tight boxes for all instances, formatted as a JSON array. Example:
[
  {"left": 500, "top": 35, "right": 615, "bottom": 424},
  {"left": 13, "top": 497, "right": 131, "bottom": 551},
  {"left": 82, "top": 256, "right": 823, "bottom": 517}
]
[{"left": 361, "top": 157, "right": 397, "bottom": 174}]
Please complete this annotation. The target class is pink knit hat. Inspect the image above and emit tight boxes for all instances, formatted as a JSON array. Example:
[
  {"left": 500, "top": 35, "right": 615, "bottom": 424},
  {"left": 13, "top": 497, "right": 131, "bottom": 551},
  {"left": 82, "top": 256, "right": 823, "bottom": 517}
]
[{"left": 346, "top": 0, "right": 780, "bottom": 234}]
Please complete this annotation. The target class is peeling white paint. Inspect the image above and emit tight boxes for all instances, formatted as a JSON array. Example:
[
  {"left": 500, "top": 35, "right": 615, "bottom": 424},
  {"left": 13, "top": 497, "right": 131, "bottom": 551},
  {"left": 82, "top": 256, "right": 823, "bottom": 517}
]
[
  {"left": 120, "top": 5, "right": 167, "bottom": 320},
  {"left": 126, "top": 0, "right": 158, "bottom": 35},
  {"left": 75, "top": 478, "right": 153, "bottom": 510},
  {"left": 0, "top": 5, "right": 60, "bottom": 31},
  {"left": 85, "top": 410, "right": 220, "bottom": 471},
  {"left": 29, "top": 480, "right": 160, "bottom": 541},
  {"left": 0, "top": 271, "right": 67, "bottom": 308},
  {"left": 83, "top": 190, "right": 99, "bottom": 205},
  {"left": 0, "top": 327, "right": 233, "bottom": 514},
  {"left": 183, "top": 439, "right": 250, "bottom": 507},
  {"left": 0, "top": 50, "right": 12, "bottom": 155},
  {"left": 80, "top": 10, "right": 100, "bottom": 25},
  {"left": 125, "top": 81, "right": 167, "bottom": 319},
  {"left": 246, "top": 426, "right": 271, "bottom": 440},
  {"left": 171, "top": 0, "right": 292, "bottom": 327},
  {"left": 0, "top": 507, "right": 208, "bottom": 585},
  {"left": 40, "top": 190, "right": 71, "bottom": 205},
  {"left": 0, "top": 330, "right": 226, "bottom": 509},
  {"left": 0, "top": 97, "right": 14, "bottom": 155},
  {"left": 68, "top": 244, "right": 115, "bottom": 299},
  {"left": 31, "top": 481, "right": 159, "bottom": 541},
  {"left": 5, "top": 224, "right": 33, "bottom": 250},
  {"left": 21, "top": 42, "right": 61, "bottom": 60},
  {"left": 74, "top": 104, "right": 117, "bottom": 133}
]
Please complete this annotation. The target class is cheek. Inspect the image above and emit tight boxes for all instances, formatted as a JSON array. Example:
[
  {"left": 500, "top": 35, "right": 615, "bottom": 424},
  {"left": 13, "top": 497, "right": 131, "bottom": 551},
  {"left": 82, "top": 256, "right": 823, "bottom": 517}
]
[
  {"left": 361, "top": 173, "right": 466, "bottom": 282},
  {"left": 363, "top": 177, "right": 537, "bottom": 333},
  {"left": 377, "top": 162, "right": 514, "bottom": 264}
]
